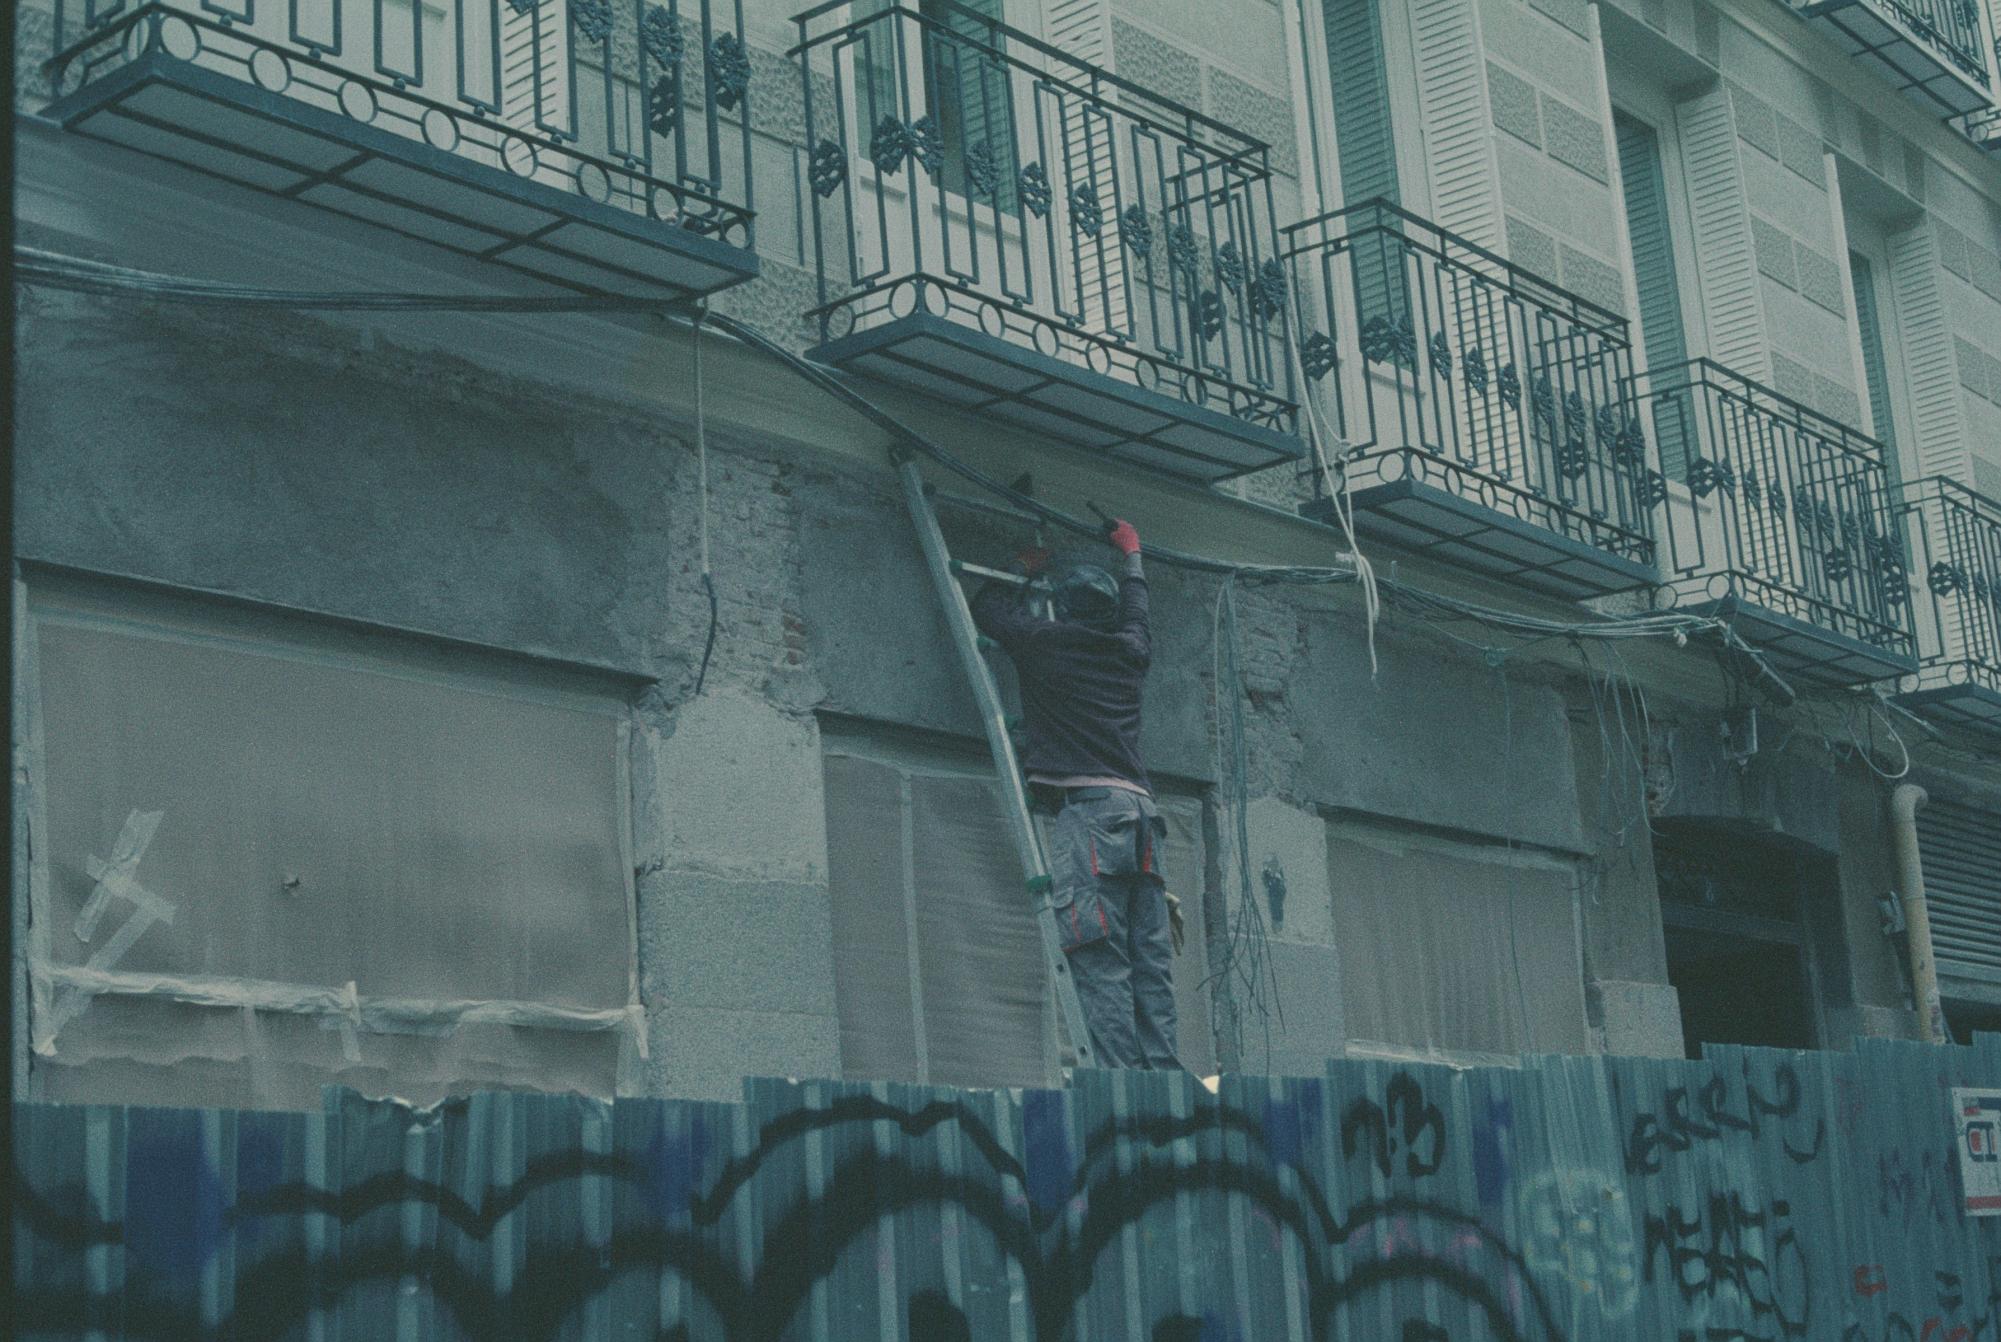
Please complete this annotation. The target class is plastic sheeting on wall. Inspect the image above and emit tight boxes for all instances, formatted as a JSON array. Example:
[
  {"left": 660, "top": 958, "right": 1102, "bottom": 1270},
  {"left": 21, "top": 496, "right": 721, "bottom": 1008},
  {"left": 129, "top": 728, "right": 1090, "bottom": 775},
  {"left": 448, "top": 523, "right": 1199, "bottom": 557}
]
[
  {"left": 21, "top": 573, "right": 641, "bottom": 1109},
  {"left": 822, "top": 733, "right": 1215, "bottom": 1088},
  {"left": 14, "top": 1035, "right": 2000, "bottom": 1339},
  {"left": 1327, "top": 818, "right": 1588, "bottom": 1059}
]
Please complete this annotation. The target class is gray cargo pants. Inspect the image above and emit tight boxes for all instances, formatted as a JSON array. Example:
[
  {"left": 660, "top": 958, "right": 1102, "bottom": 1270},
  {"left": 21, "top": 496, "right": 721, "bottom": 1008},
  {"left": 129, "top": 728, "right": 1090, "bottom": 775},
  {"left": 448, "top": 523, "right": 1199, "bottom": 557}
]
[{"left": 1046, "top": 787, "right": 1179, "bottom": 1070}]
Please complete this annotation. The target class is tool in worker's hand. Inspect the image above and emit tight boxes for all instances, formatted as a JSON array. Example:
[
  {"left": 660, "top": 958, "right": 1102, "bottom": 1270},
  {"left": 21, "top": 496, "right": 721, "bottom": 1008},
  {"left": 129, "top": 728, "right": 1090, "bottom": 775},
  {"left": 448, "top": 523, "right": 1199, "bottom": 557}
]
[
  {"left": 1165, "top": 891, "right": 1186, "bottom": 957},
  {"left": 1087, "top": 502, "right": 1141, "bottom": 556}
]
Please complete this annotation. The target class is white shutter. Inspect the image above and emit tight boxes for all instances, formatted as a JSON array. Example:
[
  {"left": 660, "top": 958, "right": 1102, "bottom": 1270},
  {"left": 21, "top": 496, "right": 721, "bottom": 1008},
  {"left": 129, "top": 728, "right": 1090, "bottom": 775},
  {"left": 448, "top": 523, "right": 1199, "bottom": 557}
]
[
  {"left": 1410, "top": 0, "right": 1502, "bottom": 252},
  {"left": 501, "top": 0, "right": 572, "bottom": 139},
  {"left": 1675, "top": 85, "right": 1766, "bottom": 380},
  {"left": 1890, "top": 220, "right": 1969, "bottom": 483},
  {"left": 1045, "top": 0, "right": 1127, "bottom": 339}
]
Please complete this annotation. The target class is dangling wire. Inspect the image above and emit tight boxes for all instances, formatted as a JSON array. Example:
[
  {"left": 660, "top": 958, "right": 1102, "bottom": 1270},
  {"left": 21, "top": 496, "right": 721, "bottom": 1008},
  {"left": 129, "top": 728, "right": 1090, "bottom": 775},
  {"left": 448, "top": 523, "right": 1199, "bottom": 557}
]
[
  {"left": 691, "top": 302, "right": 720, "bottom": 697},
  {"left": 1206, "top": 572, "right": 1284, "bottom": 1069},
  {"left": 1284, "top": 276, "right": 1382, "bottom": 677}
]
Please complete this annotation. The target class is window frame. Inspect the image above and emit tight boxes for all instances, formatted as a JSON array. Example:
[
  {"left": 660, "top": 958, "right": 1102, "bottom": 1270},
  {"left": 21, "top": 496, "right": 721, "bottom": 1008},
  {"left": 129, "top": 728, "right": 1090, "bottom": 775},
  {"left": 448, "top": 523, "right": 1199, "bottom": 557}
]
[{"left": 1842, "top": 211, "right": 1918, "bottom": 486}]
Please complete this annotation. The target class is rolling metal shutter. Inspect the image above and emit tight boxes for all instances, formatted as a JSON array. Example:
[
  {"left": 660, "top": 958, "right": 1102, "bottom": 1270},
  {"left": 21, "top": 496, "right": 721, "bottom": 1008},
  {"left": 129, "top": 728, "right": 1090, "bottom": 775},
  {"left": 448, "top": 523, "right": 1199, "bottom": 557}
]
[{"left": 1919, "top": 797, "right": 2001, "bottom": 984}]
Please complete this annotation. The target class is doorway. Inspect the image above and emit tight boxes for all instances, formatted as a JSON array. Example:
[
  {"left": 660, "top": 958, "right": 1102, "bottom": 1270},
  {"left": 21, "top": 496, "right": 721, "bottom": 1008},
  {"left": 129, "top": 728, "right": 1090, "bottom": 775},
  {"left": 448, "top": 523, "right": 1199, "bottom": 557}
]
[{"left": 1653, "top": 823, "right": 1827, "bottom": 1056}]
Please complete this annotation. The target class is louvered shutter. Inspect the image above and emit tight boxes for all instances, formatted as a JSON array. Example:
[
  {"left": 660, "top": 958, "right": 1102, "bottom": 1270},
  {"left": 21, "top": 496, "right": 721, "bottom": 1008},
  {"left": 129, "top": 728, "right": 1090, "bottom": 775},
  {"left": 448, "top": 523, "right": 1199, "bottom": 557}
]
[
  {"left": 1410, "top": 0, "right": 1501, "bottom": 252},
  {"left": 501, "top": 0, "right": 573, "bottom": 140},
  {"left": 1890, "top": 221, "right": 1970, "bottom": 484},
  {"left": 1045, "top": 0, "right": 1124, "bottom": 337},
  {"left": 932, "top": 0, "right": 1018, "bottom": 212},
  {"left": 1323, "top": 0, "right": 1406, "bottom": 330},
  {"left": 1616, "top": 112, "right": 1693, "bottom": 480},
  {"left": 1675, "top": 86, "right": 1764, "bottom": 378},
  {"left": 1918, "top": 799, "right": 2001, "bottom": 985},
  {"left": 1850, "top": 251, "right": 1901, "bottom": 488}
]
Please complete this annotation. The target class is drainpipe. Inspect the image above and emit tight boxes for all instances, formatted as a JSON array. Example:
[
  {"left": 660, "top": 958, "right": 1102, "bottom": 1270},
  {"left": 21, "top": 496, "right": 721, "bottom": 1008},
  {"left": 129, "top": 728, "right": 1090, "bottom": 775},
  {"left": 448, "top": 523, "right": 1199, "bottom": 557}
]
[{"left": 1888, "top": 783, "right": 1948, "bottom": 1043}]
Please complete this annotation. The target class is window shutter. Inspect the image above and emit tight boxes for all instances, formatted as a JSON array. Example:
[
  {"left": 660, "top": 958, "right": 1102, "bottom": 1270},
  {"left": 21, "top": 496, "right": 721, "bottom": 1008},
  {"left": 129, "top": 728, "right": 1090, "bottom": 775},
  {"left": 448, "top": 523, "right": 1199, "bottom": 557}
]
[
  {"left": 1890, "top": 220, "right": 1971, "bottom": 484},
  {"left": 1849, "top": 250, "right": 1901, "bottom": 486},
  {"left": 1918, "top": 799, "right": 2001, "bottom": 985},
  {"left": 1615, "top": 112, "right": 1694, "bottom": 480},
  {"left": 1674, "top": 85, "right": 1764, "bottom": 378},
  {"left": 1323, "top": 0, "right": 1407, "bottom": 328},
  {"left": 1324, "top": 0, "right": 1399, "bottom": 208},
  {"left": 501, "top": 0, "right": 573, "bottom": 139},
  {"left": 1044, "top": 0, "right": 1125, "bottom": 336},
  {"left": 1410, "top": 0, "right": 1501, "bottom": 252}
]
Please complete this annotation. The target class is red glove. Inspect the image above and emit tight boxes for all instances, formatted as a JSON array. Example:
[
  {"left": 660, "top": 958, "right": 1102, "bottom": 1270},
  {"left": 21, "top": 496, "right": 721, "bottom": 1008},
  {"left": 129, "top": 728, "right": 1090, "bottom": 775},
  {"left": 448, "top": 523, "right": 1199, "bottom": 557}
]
[
  {"left": 1107, "top": 519, "right": 1140, "bottom": 557},
  {"left": 1014, "top": 546, "right": 1052, "bottom": 577}
]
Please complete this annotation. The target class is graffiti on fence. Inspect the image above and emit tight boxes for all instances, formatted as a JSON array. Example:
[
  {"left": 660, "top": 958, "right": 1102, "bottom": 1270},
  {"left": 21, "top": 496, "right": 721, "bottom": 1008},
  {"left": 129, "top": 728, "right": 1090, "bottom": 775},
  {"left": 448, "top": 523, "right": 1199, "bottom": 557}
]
[{"left": 13, "top": 1038, "right": 2001, "bottom": 1339}]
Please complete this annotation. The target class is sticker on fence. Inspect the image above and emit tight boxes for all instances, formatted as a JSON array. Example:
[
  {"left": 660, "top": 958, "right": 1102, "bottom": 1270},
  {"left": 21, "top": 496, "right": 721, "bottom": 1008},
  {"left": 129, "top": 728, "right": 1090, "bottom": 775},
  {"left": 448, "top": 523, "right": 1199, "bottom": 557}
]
[{"left": 1953, "top": 1087, "right": 2001, "bottom": 1215}]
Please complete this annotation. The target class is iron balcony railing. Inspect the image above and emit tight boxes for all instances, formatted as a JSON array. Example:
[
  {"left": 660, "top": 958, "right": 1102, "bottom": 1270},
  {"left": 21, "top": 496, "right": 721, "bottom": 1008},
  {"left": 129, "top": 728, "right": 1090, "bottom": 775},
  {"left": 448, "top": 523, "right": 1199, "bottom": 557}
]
[
  {"left": 1868, "top": 0, "right": 1994, "bottom": 84},
  {"left": 1897, "top": 474, "right": 2001, "bottom": 698},
  {"left": 1636, "top": 358, "right": 1914, "bottom": 662},
  {"left": 791, "top": 0, "right": 1293, "bottom": 435},
  {"left": 1282, "top": 199, "right": 1656, "bottom": 570},
  {"left": 43, "top": 0, "right": 756, "bottom": 251},
  {"left": 1799, "top": 0, "right": 1996, "bottom": 115}
]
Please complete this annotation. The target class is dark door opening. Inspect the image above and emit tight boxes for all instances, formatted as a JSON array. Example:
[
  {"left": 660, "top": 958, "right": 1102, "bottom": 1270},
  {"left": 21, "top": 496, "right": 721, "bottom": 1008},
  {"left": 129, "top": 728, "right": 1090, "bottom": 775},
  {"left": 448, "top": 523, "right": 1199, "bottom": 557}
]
[
  {"left": 1654, "top": 823, "right": 1826, "bottom": 1058},
  {"left": 1664, "top": 925, "right": 1816, "bottom": 1056}
]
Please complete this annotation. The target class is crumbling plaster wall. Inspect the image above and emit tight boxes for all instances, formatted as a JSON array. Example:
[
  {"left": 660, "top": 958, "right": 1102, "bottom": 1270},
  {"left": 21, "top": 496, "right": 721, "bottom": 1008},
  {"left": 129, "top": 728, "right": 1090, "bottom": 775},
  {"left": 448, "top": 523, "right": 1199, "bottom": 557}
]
[
  {"left": 13, "top": 283, "right": 860, "bottom": 1101},
  {"left": 13, "top": 263, "right": 1933, "bottom": 1106}
]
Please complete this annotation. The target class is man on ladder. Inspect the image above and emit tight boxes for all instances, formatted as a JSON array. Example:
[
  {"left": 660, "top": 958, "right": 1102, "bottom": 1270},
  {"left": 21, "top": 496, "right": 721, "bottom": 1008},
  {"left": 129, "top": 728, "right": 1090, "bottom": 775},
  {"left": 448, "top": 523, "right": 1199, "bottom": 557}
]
[{"left": 970, "top": 517, "right": 1181, "bottom": 1071}]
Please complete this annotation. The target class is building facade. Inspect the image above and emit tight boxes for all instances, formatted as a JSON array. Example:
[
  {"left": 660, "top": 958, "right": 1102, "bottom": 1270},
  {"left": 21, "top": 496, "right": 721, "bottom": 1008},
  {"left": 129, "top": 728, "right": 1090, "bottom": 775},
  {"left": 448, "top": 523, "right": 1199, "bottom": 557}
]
[{"left": 13, "top": 0, "right": 2001, "bottom": 1110}]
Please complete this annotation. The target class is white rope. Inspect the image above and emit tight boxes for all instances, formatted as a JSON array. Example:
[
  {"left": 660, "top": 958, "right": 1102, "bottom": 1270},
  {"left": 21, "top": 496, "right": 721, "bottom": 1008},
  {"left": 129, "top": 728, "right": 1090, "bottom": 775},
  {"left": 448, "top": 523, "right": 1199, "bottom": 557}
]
[{"left": 1285, "top": 324, "right": 1382, "bottom": 677}]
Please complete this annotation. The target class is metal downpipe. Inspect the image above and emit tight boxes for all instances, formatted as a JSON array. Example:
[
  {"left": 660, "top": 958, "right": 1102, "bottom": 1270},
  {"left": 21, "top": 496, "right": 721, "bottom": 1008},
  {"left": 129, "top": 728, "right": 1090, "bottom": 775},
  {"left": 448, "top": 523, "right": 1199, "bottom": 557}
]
[{"left": 1889, "top": 783, "right": 1947, "bottom": 1043}]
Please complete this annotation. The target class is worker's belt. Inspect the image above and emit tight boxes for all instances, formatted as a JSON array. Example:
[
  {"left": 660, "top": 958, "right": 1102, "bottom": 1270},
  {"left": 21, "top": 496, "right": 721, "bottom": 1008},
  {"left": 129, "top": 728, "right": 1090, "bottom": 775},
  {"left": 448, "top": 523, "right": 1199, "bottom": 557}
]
[{"left": 1028, "top": 784, "right": 1122, "bottom": 814}]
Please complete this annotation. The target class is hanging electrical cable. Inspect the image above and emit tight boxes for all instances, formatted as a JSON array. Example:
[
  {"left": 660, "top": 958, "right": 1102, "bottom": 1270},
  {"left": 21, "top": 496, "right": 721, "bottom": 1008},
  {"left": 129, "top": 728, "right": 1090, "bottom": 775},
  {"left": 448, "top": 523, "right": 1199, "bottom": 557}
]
[
  {"left": 1207, "top": 572, "right": 1285, "bottom": 1068},
  {"left": 20, "top": 246, "right": 1864, "bottom": 749},
  {"left": 691, "top": 301, "right": 719, "bottom": 697}
]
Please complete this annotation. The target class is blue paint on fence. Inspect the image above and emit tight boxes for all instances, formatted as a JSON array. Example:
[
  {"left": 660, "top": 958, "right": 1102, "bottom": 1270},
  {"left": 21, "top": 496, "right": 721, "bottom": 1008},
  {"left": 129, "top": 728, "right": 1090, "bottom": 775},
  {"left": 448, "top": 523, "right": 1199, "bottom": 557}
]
[
  {"left": 14, "top": 1037, "right": 2001, "bottom": 1339},
  {"left": 1473, "top": 1095, "right": 1513, "bottom": 1209}
]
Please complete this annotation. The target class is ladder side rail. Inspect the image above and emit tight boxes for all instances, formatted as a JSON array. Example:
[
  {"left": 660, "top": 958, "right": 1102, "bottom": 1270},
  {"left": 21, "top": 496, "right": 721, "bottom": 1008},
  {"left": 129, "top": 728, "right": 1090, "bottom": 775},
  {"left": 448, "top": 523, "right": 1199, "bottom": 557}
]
[{"left": 893, "top": 458, "right": 1096, "bottom": 1070}]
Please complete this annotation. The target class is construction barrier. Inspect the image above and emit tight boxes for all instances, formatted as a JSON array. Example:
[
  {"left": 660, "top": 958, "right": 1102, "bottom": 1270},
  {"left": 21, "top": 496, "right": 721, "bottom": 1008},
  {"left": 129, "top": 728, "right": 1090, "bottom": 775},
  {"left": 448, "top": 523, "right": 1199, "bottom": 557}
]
[{"left": 13, "top": 1036, "right": 2001, "bottom": 1339}]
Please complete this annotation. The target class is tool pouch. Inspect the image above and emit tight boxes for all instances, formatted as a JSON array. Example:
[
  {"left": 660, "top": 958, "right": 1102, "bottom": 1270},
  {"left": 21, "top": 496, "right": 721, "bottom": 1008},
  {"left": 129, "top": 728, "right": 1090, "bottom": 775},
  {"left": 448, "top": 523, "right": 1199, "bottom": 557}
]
[{"left": 1050, "top": 790, "right": 1165, "bottom": 950}]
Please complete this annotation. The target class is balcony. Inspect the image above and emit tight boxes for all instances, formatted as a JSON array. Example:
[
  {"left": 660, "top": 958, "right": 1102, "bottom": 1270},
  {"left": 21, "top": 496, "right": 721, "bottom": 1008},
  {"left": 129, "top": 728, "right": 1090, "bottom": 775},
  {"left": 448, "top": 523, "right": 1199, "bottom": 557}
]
[
  {"left": 1284, "top": 201, "right": 1657, "bottom": 599},
  {"left": 1796, "top": 0, "right": 1996, "bottom": 117},
  {"left": 39, "top": 0, "right": 759, "bottom": 297},
  {"left": 1639, "top": 359, "right": 1916, "bottom": 687},
  {"left": 790, "top": 0, "right": 1299, "bottom": 485},
  {"left": 1962, "top": 104, "right": 2001, "bottom": 151},
  {"left": 1893, "top": 475, "right": 2001, "bottom": 734}
]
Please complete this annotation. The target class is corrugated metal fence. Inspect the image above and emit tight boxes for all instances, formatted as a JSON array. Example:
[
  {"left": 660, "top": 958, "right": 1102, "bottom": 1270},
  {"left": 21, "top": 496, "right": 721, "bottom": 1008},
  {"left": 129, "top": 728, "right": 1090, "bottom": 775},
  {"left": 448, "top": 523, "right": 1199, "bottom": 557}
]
[{"left": 14, "top": 1036, "right": 2001, "bottom": 1339}]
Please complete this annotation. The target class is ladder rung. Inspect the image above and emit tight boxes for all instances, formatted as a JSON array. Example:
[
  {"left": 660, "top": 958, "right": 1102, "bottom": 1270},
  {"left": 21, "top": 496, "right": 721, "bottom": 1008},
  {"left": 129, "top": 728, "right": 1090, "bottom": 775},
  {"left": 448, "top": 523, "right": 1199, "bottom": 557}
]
[{"left": 951, "top": 559, "right": 1032, "bottom": 587}]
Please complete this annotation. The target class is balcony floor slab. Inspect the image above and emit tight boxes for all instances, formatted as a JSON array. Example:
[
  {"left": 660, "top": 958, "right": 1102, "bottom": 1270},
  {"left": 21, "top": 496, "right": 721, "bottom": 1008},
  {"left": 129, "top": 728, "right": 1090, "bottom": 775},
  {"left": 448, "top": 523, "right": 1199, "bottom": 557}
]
[
  {"left": 1896, "top": 677, "right": 2001, "bottom": 740},
  {"left": 43, "top": 52, "right": 758, "bottom": 300},
  {"left": 809, "top": 312, "right": 1301, "bottom": 485},
  {"left": 1800, "top": 0, "right": 1996, "bottom": 117},
  {"left": 1301, "top": 473, "right": 1658, "bottom": 600},
  {"left": 1665, "top": 589, "right": 1918, "bottom": 689}
]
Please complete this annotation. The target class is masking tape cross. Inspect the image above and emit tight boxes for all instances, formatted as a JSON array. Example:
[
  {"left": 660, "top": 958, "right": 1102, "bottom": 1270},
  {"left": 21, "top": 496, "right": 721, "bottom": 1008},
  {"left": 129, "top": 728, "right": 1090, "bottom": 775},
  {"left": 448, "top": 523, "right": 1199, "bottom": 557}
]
[{"left": 35, "top": 809, "right": 176, "bottom": 1054}]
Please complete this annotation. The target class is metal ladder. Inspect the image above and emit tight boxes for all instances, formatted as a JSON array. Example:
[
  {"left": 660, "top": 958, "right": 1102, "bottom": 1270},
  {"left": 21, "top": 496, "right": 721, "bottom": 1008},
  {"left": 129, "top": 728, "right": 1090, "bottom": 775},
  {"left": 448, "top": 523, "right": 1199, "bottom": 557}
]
[{"left": 891, "top": 456, "right": 1096, "bottom": 1073}]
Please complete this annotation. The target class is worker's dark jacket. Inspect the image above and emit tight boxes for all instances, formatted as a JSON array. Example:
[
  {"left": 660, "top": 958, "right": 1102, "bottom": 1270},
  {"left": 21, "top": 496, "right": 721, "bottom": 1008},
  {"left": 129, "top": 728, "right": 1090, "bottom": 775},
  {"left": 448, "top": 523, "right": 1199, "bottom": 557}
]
[{"left": 970, "top": 565, "right": 1151, "bottom": 790}]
